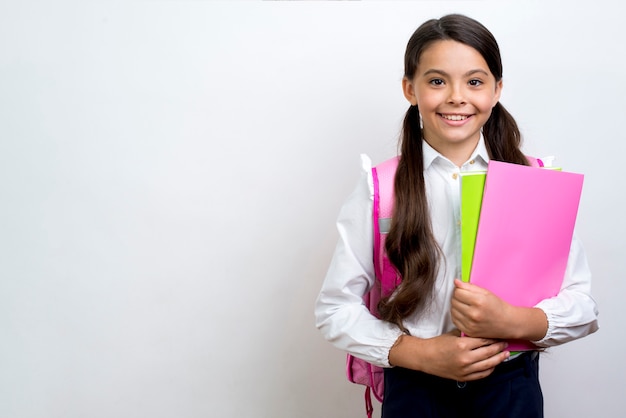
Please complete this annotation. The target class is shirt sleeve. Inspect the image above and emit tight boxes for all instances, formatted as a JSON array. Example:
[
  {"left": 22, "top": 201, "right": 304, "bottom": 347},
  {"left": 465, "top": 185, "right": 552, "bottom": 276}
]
[
  {"left": 532, "top": 234, "right": 599, "bottom": 347},
  {"left": 314, "top": 155, "right": 403, "bottom": 368}
]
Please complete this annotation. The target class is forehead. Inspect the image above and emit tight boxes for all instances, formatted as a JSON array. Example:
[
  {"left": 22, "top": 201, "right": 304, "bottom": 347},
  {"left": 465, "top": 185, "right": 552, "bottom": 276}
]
[{"left": 417, "top": 40, "right": 491, "bottom": 75}]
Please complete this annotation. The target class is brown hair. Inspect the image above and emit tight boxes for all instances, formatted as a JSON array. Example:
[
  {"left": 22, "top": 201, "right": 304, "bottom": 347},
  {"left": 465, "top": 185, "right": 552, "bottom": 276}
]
[{"left": 378, "top": 14, "right": 528, "bottom": 330}]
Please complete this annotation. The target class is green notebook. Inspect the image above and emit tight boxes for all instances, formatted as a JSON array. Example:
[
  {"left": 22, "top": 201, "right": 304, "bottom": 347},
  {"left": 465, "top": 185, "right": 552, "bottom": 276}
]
[{"left": 459, "top": 171, "right": 487, "bottom": 283}]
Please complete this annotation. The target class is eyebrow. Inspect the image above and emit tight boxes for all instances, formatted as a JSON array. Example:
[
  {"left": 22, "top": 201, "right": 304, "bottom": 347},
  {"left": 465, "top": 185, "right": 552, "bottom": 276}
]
[{"left": 423, "top": 69, "right": 490, "bottom": 77}]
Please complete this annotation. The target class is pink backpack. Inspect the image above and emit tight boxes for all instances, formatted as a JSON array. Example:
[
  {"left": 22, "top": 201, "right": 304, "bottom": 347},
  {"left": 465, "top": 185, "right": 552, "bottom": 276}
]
[
  {"left": 345, "top": 156, "right": 401, "bottom": 418},
  {"left": 346, "top": 155, "right": 544, "bottom": 417}
]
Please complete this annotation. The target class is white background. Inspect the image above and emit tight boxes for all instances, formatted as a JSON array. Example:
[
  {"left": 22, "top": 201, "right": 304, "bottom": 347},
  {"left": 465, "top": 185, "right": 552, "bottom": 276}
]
[{"left": 0, "top": 1, "right": 624, "bottom": 417}]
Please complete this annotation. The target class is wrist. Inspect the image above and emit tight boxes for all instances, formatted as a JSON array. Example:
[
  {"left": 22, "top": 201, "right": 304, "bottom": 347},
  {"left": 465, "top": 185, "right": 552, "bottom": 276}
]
[
  {"left": 509, "top": 306, "right": 548, "bottom": 341},
  {"left": 388, "top": 334, "right": 427, "bottom": 371}
]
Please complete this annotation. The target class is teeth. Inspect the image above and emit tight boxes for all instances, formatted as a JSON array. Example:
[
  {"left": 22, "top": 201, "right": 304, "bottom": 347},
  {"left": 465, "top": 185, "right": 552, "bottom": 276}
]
[{"left": 442, "top": 114, "right": 468, "bottom": 121}]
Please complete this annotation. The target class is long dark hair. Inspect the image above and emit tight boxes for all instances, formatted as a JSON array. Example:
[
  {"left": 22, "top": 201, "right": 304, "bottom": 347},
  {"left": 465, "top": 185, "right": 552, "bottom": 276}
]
[{"left": 378, "top": 14, "right": 528, "bottom": 329}]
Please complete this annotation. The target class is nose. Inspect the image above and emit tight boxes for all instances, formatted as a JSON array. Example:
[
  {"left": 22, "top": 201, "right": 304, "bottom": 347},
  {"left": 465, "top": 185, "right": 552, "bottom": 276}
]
[{"left": 447, "top": 84, "right": 466, "bottom": 105}]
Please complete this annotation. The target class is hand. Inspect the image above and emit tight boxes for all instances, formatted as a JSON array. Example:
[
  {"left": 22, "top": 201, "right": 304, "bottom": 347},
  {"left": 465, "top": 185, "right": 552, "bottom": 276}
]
[
  {"left": 451, "top": 279, "right": 549, "bottom": 341},
  {"left": 388, "top": 330, "right": 510, "bottom": 381},
  {"left": 450, "top": 279, "right": 512, "bottom": 339}
]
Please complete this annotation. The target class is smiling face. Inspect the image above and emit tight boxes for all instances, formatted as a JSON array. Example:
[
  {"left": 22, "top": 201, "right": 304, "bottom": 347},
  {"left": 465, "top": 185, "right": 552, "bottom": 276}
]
[{"left": 402, "top": 40, "right": 502, "bottom": 164}]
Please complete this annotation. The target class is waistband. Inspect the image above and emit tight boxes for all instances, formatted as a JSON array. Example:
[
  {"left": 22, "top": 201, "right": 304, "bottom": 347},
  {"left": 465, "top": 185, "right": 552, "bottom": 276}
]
[{"left": 386, "top": 351, "right": 539, "bottom": 391}]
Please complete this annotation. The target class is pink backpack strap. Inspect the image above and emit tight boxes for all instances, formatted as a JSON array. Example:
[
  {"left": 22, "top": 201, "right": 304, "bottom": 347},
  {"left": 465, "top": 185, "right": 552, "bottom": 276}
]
[
  {"left": 527, "top": 156, "right": 544, "bottom": 168},
  {"left": 372, "top": 156, "right": 401, "bottom": 296}
]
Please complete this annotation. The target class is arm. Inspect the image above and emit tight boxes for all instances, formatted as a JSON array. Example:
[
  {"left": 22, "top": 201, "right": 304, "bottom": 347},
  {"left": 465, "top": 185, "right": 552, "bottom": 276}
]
[
  {"left": 316, "top": 155, "right": 513, "bottom": 377},
  {"left": 388, "top": 331, "right": 510, "bottom": 382},
  {"left": 533, "top": 236, "right": 599, "bottom": 346},
  {"left": 450, "top": 235, "right": 599, "bottom": 345},
  {"left": 315, "top": 156, "right": 509, "bottom": 381},
  {"left": 314, "top": 155, "right": 403, "bottom": 367}
]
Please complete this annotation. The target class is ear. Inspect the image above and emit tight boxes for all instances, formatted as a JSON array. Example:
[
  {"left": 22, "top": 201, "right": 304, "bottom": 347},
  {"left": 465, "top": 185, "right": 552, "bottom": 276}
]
[
  {"left": 402, "top": 77, "right": 418, "bottom": 106},
  {"left": 492, "top": 79, "right": 503, "bottom": 107}
]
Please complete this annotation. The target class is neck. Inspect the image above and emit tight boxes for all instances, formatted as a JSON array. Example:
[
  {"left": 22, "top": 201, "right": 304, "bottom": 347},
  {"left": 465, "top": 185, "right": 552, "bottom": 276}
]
[{"left": 423, "top": 136, "right": 480, "bottom": 167}]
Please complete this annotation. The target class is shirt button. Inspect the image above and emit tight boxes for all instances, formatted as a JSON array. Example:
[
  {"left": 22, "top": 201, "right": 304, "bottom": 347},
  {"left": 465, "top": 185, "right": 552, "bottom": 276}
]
[
  {"left": 452, "top": 173, "right": 458, "bottom": 180},
  {"left": 469, "top": 160, "right": 475, "bottom": 164}
]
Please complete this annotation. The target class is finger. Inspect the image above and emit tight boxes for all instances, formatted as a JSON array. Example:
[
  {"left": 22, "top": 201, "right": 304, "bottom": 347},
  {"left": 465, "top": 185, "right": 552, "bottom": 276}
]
[
  {"left": 455, "top": 279, "right": 490, "bottom": 296},
  {"left": 454, "top": 278, "right": 482, "bottom": 293},
  {"left": 450, "top": 301, "right": 476, "bottom": 327},
  {"left": 459, "top": 366, "right": 498, "bottom": 382},
  {"left": 463, "top": 336, "right": 507, "bottom": 351},
  {"left": 454, "top": 278, "right": 469, "bottom": 289},
  {"left": 460, "top": 347, "right": 510, "bottom": 381},
  {"left": 450, "top": 296, "right": 471, "bottom": 313},
  {"left": 471, "top": 342, "right": 510, "bottom": 365},
  {"left": 449, "top": 307, "right": 469, "bottom": 333},
  {"left": 472, "top": 347, "right": 510, "bottom": 371},
  {"left": 452, "top": 286, "right": 478, "bottom": 306}
]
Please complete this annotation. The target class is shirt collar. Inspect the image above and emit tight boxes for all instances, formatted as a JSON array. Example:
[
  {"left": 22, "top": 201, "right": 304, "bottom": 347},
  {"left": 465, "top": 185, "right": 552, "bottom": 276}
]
[
  {"left": 470, "top": 134, "right": 490, "bottom": 167},
  {"left": 422, "top": 139, "right": 440, "bottom": 170},
  {"left": 421, "top": 133, "right": 490, "bottom": 169}
]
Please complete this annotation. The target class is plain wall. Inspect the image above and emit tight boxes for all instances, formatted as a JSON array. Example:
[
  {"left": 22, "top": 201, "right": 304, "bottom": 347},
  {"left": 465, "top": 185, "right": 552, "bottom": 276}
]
[{"left": 0, "top": 1, "right": 624, "bottom": 417}]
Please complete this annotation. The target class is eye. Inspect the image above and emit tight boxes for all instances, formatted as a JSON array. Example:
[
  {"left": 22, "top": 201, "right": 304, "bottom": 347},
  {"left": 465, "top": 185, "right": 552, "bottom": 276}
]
[
  {"left": 468, "top": 79, "right": 483, "bottom": 87},
  {"left": 429, "top": 78, "right": 445, "bottom": 86}
]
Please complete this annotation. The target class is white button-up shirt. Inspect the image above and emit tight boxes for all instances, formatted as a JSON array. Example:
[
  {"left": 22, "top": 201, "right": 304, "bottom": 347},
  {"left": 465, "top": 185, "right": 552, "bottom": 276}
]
[{"left": 315, "top": 138, "right": 599, "bottom": 368}]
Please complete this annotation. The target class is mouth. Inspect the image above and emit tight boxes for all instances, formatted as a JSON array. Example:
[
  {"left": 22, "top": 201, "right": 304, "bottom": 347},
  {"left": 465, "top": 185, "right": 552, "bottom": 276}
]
[{"left": 439, "top": 113, "right": 472, "bottom": 121}]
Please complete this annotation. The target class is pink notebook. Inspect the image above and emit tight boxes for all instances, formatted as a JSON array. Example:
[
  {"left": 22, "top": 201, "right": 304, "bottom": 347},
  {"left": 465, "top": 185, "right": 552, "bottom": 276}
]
[{"left": 469, "top": 160, "right": 584, "bottom": 351}]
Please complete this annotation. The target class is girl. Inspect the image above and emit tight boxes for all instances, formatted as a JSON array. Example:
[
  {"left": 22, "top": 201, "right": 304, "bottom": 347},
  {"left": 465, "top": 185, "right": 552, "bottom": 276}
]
[{"left": 315, "top": 14, "right": 598, "bottom": 418}]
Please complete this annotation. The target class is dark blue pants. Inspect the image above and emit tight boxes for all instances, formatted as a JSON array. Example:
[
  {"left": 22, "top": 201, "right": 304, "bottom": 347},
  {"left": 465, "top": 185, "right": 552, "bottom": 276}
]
[{"left": 382, "top": 352, "right": 543, "bottom": 418}]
